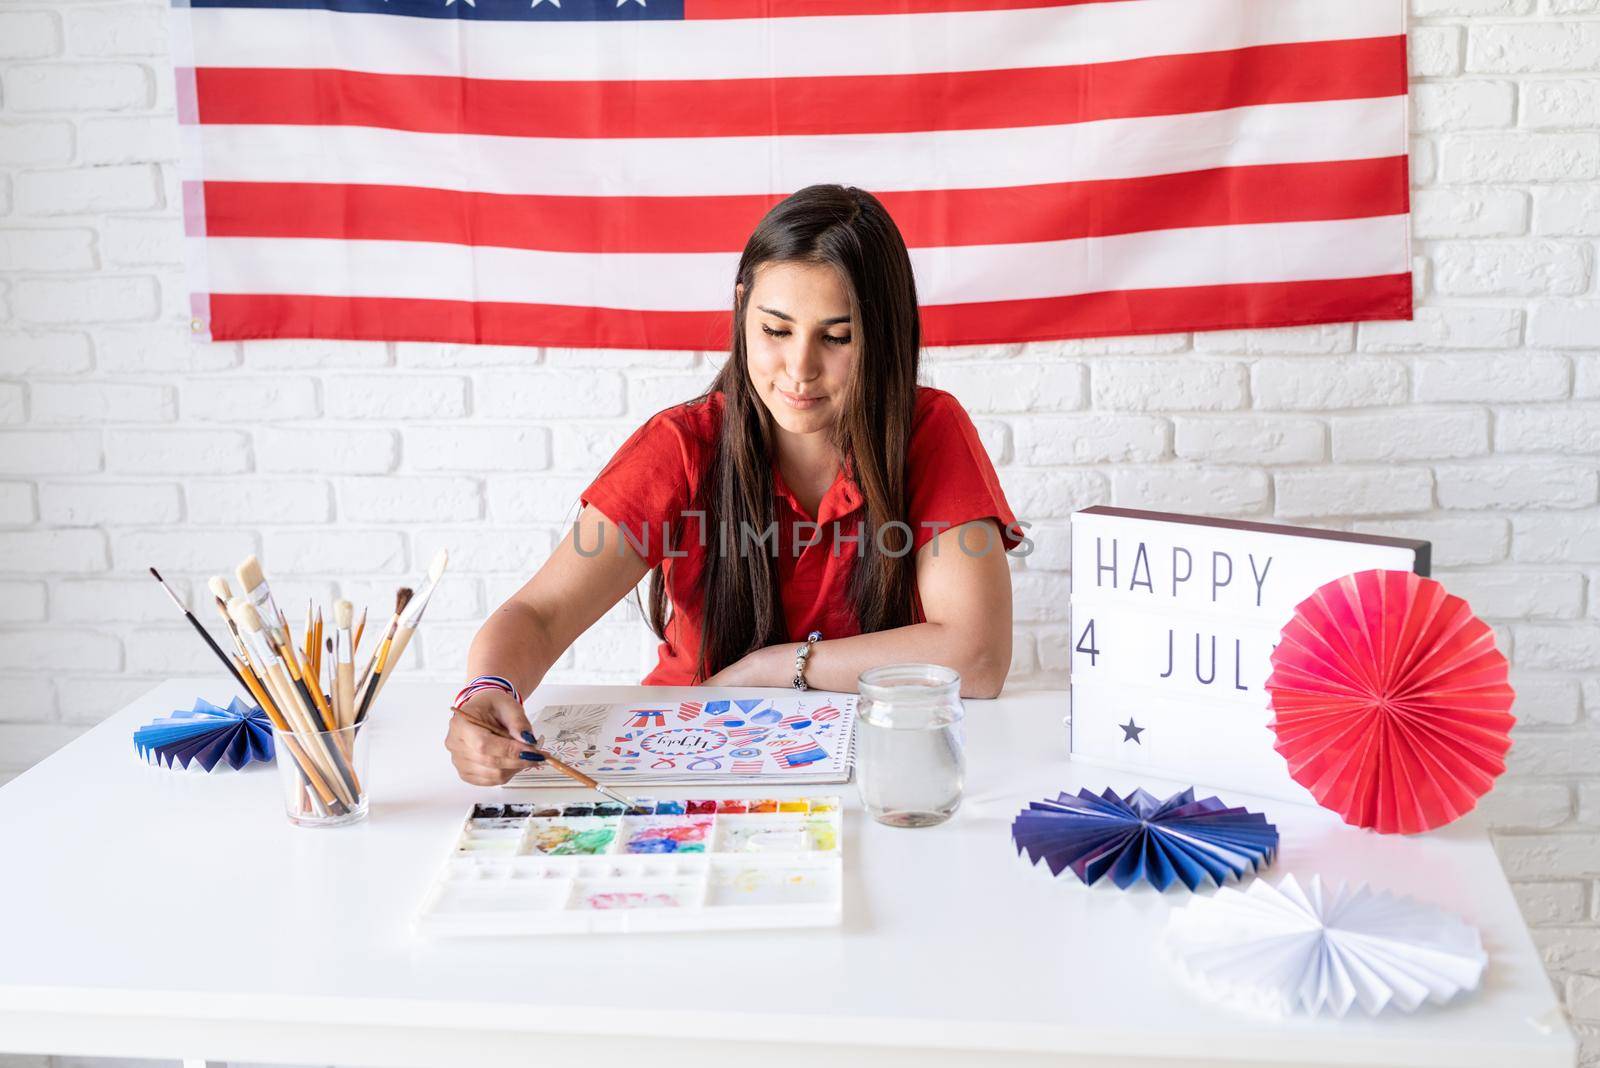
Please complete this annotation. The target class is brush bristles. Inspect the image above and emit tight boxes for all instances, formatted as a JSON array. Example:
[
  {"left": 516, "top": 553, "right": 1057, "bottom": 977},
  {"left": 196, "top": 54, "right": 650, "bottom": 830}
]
[
  {"left": 395, "top": 587, "right": 414, "bottom": 616},
  {"left": 228, "top": 596, "right": 264, "bottom": 633},
  {"left": 208, "top": 575, "right": 233, "bottom": 601},
  {"left": 235, "top": 555, "right": 265, "bottom": 595},
  {"left": 334, "top": 599, "right": 353, "bottom": 629}
]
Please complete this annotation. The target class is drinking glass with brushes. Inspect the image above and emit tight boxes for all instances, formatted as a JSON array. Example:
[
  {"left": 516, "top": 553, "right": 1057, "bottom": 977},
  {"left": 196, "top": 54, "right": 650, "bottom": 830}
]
[{"left": 150, "top": 550, "right": 450, "bottom": 827}]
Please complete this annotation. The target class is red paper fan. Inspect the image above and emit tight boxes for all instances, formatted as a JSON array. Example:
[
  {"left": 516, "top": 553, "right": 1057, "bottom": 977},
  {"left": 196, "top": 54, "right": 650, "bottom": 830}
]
[{"left": 1266, "top": 569, "right": 1514, "bottom": 835}]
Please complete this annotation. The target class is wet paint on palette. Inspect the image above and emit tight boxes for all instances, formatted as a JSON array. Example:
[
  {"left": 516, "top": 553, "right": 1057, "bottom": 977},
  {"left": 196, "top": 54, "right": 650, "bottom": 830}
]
[
  {"left": 715, "top": 815, "right": 839, "bottom": 854},
  {"left": 526, "top": 817, "right": 619, "bottom": 856},
  {"left": 623, "top": 815, "right": 714, "bottom": 854}
]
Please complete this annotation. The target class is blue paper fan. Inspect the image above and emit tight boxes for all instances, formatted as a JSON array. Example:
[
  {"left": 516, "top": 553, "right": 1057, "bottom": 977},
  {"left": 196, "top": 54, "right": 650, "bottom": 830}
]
[
  {"left": 134, "top": 697, "right": 274, "bottom": 772},
  {"left": 1012, "top": 787, "right": 1278, "bottom": 891}
]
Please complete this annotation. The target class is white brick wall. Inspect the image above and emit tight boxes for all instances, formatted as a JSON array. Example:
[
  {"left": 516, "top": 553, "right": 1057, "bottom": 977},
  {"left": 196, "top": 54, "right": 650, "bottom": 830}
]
[{"left": 1, "top": 1, "right": 1599, "bottom": 1063}]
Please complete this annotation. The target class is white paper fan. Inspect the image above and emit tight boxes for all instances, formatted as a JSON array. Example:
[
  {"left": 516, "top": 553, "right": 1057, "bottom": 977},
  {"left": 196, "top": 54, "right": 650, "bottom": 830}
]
[{"left": 1164, "top": 874, "right": 1487, "bottom": 1017}]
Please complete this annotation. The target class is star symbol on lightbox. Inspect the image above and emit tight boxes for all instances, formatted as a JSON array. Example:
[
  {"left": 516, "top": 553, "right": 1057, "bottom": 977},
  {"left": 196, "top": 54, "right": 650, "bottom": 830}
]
[{"left": 1119, "top": 718, "right": 1145, "bottom": 745}]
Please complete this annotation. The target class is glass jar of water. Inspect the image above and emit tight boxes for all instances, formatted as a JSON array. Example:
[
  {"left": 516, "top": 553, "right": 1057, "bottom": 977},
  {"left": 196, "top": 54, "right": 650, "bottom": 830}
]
[{"left": 855, "top": 663, "right": 965, "bottom": 828}]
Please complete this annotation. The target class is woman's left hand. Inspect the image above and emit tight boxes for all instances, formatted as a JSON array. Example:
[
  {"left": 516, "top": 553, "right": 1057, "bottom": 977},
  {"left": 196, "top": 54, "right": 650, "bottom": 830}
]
[{"left": 702, "top": 645, "right": 783, "bottom": 688}]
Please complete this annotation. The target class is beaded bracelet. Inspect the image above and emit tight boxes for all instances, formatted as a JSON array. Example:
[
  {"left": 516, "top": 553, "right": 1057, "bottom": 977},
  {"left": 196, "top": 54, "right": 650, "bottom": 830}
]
[
  {"left": 452, "top": 674, "right": 521, "bottom": 711},
  {"left": 791, "top": 630, "right": 822, "bottom": 691}
]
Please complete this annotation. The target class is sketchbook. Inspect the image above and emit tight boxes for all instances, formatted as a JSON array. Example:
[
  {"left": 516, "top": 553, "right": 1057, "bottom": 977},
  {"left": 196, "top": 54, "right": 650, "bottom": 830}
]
[{"left": 508, "top": 689, "right": 859, "bottom": 787}]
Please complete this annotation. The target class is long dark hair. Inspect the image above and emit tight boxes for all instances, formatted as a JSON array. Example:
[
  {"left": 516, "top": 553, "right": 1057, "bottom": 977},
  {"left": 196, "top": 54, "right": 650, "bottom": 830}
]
[{"left": 645, "top": 184, "right": 923, "bottom": 681}]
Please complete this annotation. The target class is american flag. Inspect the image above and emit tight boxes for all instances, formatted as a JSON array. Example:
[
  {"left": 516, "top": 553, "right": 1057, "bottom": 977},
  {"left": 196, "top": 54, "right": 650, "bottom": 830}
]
[
  {"left": 770, "top": 734, "right": 829, "bottom": 767},
  {"left": 677, "top": 701, "right": 704, "bottom": 722},
  {"left": 171, "top": 0, "right": 1410, "bottom": 349}
]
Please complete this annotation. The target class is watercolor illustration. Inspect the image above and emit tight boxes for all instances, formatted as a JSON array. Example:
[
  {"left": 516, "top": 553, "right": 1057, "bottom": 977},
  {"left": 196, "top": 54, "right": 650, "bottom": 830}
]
[{"left": 520, "top": 693, "right": 857, "bottom": 784}]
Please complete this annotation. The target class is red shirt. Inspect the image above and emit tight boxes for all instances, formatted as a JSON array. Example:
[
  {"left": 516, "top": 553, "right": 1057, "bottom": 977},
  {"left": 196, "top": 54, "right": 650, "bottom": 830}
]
[{"left": 580, "top": 386, "right": 1021, "bottom": 685}]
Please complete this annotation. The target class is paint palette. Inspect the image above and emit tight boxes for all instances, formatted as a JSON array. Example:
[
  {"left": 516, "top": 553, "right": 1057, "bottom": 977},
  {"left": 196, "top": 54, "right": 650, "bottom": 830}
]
[{"left": 415, "top": 797, "right": 844, "bottom": 936}]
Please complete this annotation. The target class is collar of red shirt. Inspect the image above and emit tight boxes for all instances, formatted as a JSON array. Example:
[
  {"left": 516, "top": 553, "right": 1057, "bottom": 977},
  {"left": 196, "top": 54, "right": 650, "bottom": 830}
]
[{"left": 772, "top": 452, "right": 863, "bottom": 526}]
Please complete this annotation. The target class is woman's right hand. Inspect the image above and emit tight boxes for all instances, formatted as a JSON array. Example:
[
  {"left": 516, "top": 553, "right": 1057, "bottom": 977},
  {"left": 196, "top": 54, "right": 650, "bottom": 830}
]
[{"left": 445, "top": 688, "right": 541, "bottom": 787}]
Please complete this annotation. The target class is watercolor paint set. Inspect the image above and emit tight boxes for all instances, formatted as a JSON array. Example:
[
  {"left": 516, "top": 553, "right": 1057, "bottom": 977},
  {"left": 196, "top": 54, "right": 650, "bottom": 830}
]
[{"left": 414, "top": 797, "right": 844, "bottom": 936}]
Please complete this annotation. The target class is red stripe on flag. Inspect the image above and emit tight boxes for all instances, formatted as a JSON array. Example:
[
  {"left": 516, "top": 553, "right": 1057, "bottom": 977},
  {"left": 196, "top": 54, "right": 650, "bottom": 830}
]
[
  {"left": 205, "top": 275, "right": 1412, "bottom": 350},
  {"left": 199, "top": 158, "right": 1410, "bottom": 252},
  {"left": 190, "top": 38, "right": 1405, "bottom": 139}
]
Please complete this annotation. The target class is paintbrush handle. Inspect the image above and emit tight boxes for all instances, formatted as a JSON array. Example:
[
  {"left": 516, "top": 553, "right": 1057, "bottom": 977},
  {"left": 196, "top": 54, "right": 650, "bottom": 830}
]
[
  {"left": 369, "top": 625, "right": 416, "bottom": 705},
  {"left": 536, "top": 751, "right": 602, "bottom": 791},
  {"left": 531, "top": 751, "right": 640, "bottom": 810},
  {"left": 335, "top": 662, "right": 355, "bottom": 729},
  {"left": 353, "top": 629, "right": 396, "bottom": 723},
  {"left": 239, "top": 658, "right": 341, "bottom": 814},
  {"left": 260, "top": 662, "right": 348, "bottom": 801},
  {"left": 177, "top": 609, "right": 253, "bottom": 700},
  {"left": 356, "top": 621, "right": 396, "bottom": 695}
]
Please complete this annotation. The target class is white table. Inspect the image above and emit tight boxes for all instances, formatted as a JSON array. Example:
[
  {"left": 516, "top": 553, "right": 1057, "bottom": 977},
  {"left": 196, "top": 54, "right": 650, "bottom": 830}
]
[{"left": 0, "top": 679, "right": 1576, "bottom": 1068}]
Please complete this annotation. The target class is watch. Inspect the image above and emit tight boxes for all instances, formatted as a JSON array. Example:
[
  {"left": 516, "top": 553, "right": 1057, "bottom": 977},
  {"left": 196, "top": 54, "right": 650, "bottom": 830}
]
[{"left": 791, "top": 630, "right": 822, "bottom": 691}]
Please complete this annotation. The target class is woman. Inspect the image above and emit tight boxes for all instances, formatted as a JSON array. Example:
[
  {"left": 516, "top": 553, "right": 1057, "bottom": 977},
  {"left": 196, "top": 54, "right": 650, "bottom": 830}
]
[{"left": 447, "top": 184, "right": 1024, "bottom": 786}]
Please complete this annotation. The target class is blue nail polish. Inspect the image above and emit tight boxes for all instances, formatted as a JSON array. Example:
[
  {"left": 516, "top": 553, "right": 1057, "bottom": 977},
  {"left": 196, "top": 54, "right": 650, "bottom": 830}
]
[
  {"left": 521, "top": 731, "right": 537, "bottom": 745},
  {"left": 519, "top": 750, "right": 546, "bottom": 762}
]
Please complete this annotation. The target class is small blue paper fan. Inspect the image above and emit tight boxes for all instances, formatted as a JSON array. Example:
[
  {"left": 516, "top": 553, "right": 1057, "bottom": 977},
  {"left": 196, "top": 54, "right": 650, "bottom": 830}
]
[
  {"left": 134, "top": 697, "right": 274, "bottom": 772},
  {"left": 1012, "top": 787, "right": 1277, "bottom": 891}
]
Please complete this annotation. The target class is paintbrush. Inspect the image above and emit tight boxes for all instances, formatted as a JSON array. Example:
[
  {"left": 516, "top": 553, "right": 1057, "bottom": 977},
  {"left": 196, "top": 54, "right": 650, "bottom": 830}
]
[
  {"left": 271, "top": 620, "right": 339, "bottom": 734},
  {"left": 353, "top": 606, "right": 368, "bottom": 656},
  {"left": 149, "top": 567, "right": 253, "bottom": 700},
  {"left": 198, "top": 580, "right": 302, "bottom": 787},
  {"left": 228, "top": 597, "right": 357, "bottom": 808},
  {"left": 369, "top": 549, "right": 448, "bottom": 704},
  {"left": 333, "top": 600, "right": 356, "bottom": 729},
  {"left": 207, "top": 574, "right": 278, "bottom": 711},
  {"left": 523, "top": 742, "right": 644, "bottom": 811},
  {"left": 236, "top": 553, "right": 327, "bottom": 730},
  {"left": 235, "top": 554, "right": 291, "bottom": 648},
  {"left": 229, "top": 640, "right": 343, "bottom": 816},
  {"left": 354, "top": 587, "right": 412, "bottom": 718},
  {"left": 324, "top": 636, "right": 334, "bottom": 722},
  {"left": 356, "top": 586, "right": 412, "bottom": 694}
]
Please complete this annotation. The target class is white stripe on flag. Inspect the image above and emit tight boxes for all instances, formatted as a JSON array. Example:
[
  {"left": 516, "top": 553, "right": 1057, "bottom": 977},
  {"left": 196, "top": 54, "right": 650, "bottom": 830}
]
[
  {"left": 186, "top": 0, "right": 1403, "bottom": 80},
  {"left": 192, "top": 215, "right": 1411, "bottom": 308},
  {"left": 186, "top": 97, "right": 1406, "bottom": 197}
]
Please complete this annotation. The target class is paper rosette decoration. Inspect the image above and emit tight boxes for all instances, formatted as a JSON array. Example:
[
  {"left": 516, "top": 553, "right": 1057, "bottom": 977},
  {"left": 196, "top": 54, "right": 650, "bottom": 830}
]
[
  {"left": 1011, "top": 787, "right": 1278, "bottom": 891},
  {"left": 1165, "top": 874, "right": 1487, "bottom": 1017},
  {"left": 134, "top": 697, "right": 274, "bottom": 772},
  {"left": 1266, "top": 569, "right": 1514, "bottom": 835}
]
